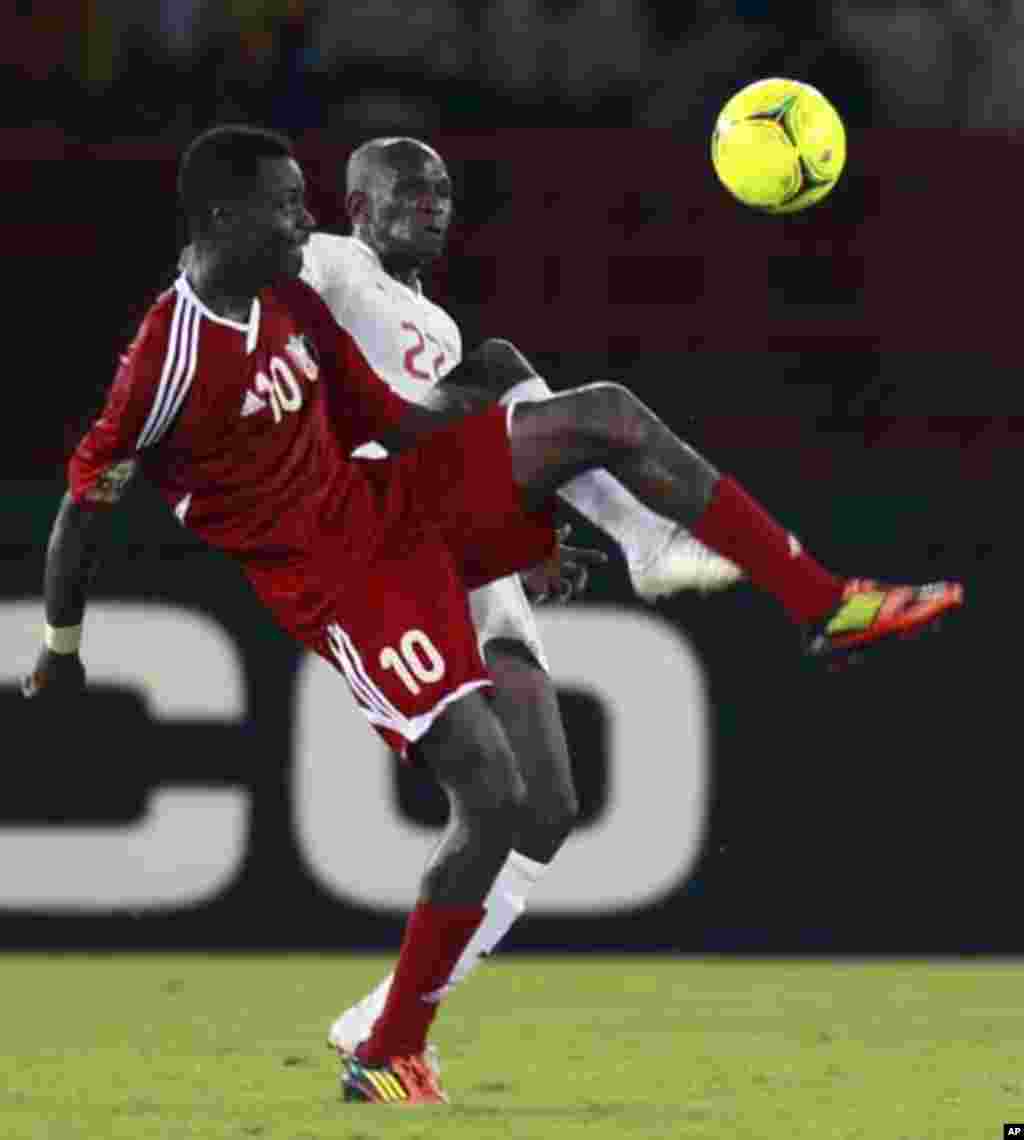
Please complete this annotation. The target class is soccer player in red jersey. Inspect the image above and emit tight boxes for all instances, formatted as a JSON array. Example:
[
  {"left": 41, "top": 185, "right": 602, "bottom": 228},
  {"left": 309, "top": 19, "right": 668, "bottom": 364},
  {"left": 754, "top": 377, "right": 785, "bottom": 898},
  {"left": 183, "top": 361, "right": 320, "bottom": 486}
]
[
  {"left": 24, "top": 126, "right": 963, "bottom": 1106},
  {"left": 300, "top": 137, "right": 741, "bottom": 1070}
]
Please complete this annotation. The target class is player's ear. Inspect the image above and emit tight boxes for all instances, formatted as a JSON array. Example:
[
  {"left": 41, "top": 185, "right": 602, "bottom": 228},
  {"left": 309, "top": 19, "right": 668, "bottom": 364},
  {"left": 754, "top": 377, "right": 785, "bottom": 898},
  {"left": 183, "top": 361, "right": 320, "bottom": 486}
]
[
  {"left": 208, "top": 203, "right": 238, "bottom": 235},
  {"left": 346, "top": 190, "right": 369, "bottom": 225}
]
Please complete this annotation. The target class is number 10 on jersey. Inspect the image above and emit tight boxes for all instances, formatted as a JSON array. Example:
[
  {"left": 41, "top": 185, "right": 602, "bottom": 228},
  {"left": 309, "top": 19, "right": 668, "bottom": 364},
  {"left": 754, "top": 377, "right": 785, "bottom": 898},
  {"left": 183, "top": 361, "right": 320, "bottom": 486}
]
[{"left": 254, "top": 357, "right": 305, "bottom": 424}]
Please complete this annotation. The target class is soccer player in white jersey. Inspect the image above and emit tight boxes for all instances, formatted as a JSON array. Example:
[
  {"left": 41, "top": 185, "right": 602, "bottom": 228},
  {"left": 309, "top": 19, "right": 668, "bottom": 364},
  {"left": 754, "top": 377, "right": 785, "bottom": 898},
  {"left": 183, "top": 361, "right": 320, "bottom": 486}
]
[{"left": 301, "top": 137, "right": 744, "bottom": 1070}]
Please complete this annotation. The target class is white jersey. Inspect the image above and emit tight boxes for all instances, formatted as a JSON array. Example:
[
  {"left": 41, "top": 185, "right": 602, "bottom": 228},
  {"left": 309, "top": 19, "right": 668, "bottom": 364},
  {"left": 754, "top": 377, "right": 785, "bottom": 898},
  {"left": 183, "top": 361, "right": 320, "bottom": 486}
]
[
  {"left": 302, "top": 232, "right": 461, "bottom": 401},
  {"left": 301, "top": 230, "right": 549, "bottom": 671}
]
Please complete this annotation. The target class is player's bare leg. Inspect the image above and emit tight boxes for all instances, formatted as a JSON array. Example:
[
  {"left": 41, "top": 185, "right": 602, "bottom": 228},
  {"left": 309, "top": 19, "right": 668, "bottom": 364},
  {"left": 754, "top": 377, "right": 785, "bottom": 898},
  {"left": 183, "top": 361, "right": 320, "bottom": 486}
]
[
  {"left": 510, "top": 384, "right": 718, "bottom": 524},
  {"left": 452, "top": 340, "right": 743, "bottom": 598},
  {"left": 508, "top": 384, "right": 963, "bottom": 657},
  {"left": 484, "top": 639, "right": 577, "bottom": 863},
  {"left": 349, "top": 691, "right": 525, "bottom": 1084},
  {"left": 330, "top": 648, "right": 575, "bottom": 1068},
  {"left": 329, "top": 642, "right": 574, "bottom": 1067},
  {"left": 417, "top": 691, "right": 526, "bottom": 905}
]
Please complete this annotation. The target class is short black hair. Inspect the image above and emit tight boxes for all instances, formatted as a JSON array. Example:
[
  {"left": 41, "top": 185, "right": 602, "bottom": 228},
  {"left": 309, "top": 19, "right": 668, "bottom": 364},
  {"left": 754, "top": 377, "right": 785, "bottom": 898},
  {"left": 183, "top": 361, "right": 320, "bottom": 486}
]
[{"left": 178, "top": 124, "right": 294, "bottom": 234}]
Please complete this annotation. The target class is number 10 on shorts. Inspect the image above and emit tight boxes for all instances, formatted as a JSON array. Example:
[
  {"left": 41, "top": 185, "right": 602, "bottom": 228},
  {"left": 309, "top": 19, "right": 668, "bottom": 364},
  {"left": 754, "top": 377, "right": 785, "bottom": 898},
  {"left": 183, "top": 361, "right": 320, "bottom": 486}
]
[{"left": 380, "top": 629, "right": 446, "bottom": 695}]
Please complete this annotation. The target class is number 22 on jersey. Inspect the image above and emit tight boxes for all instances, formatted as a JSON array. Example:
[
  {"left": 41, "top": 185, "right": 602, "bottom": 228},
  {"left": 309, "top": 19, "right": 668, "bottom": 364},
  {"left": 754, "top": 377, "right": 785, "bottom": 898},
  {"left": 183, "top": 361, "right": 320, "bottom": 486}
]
[{"left": 402, "top": 321, "right": 446, "bottom": 384}]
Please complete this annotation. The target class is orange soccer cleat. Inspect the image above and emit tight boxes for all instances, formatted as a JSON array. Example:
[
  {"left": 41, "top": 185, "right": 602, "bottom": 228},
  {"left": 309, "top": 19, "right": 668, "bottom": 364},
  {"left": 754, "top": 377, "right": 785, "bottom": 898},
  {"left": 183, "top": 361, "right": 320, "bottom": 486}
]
[
  {"left": 341, "top": 1051, "right": 449, "bottom": 1106},
  {"left": 804, "top": 578, "right": 964, "bottom": 662}
]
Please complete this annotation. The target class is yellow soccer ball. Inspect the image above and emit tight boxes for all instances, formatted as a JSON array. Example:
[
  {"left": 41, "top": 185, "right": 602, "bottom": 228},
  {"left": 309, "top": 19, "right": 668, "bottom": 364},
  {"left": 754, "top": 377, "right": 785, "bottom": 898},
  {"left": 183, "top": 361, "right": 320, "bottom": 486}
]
[{"left": 712, "top": 78, "right": 846, "bottom": 214}]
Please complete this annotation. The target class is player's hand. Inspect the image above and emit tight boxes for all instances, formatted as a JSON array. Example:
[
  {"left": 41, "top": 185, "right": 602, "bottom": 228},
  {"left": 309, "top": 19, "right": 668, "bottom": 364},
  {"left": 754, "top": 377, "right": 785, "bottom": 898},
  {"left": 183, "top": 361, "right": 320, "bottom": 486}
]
[
  {"left": 522, "top": 525, "right": 608, "bottom": 605},
  {"left": 21, "top": 647, "right": 87, "bottom": 700}
]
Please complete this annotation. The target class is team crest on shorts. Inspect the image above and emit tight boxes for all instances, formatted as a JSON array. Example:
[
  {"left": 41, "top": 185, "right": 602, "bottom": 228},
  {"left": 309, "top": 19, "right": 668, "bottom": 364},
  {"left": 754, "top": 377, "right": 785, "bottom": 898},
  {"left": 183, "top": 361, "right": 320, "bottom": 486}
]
[{"left": 286, "top": 334, "right": 319, "bottom": 381}]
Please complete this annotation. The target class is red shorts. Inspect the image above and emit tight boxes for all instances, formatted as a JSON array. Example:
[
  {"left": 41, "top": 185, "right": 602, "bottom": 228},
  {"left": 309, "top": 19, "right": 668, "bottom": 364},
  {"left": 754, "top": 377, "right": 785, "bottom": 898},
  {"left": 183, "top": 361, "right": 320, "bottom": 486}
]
[
  {"left": 289, "top": 406, "right": 555, "bottom": 757},
  {"left": 360, "top": 404, "right": 556, "bottom": 592}
]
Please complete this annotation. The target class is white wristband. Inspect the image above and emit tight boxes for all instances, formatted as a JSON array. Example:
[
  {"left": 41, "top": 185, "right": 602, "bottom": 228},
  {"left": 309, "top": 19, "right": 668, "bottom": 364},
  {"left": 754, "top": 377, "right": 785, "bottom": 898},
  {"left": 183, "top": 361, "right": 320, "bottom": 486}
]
[{"left": 44, "top": 623, "right": 82, "bottom": 655}]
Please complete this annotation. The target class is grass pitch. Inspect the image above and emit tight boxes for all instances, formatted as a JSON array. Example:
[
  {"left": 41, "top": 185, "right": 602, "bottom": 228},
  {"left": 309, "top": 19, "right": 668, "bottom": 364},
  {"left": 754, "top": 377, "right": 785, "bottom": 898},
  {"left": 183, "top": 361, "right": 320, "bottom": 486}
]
[{"left": 3, "top": 955, "right": 1023, "bottom": 1140}]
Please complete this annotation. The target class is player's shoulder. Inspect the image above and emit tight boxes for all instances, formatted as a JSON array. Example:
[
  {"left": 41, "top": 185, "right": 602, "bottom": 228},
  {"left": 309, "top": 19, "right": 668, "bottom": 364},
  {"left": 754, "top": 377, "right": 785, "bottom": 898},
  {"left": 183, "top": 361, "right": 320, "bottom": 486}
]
[
  {"left": 140, "top": 281, "right": 180, "bottom": 332},
  {"left": 124, "top": 275, "right": 251, "bottom": 377},
  {"left": 303, "top": 231, "right": 363, "bottom": 276},
  {"left": 302, "top": 232, "right": 378, "bottom": 295},
  {"left": 119, "top": 281, "right": 182, "bottom": 370},
  {"left": 307, "top": 231, "right": 366, "bottom": 266}
]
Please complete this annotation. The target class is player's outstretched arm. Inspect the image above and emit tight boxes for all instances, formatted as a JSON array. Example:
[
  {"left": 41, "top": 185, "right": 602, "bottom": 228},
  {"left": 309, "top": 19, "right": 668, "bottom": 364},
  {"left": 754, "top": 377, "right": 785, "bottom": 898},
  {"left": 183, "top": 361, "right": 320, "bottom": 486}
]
[{"left": 22, "top": 492, "right": 114, "bottom": 700}]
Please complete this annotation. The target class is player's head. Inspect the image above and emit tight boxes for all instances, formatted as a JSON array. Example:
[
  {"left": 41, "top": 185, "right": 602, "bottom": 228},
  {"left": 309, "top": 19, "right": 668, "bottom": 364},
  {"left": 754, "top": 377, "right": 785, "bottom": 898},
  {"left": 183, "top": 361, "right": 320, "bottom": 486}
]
[
  {"left": 178, "top": 124, "right": 315, "bottom": 282},
  {"left": 345, "top": 138, "right": 452, "bottom": 272}
]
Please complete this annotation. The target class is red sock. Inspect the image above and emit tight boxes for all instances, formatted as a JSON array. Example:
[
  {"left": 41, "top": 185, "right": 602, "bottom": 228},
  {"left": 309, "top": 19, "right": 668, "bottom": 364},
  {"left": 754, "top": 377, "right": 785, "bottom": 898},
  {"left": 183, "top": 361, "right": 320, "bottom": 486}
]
[
  {"left": 357, "top": 901, "right": 485, "bottom": 1065},
  {"left": 693, "top": 475, "right": 843, "bottom": 624}
]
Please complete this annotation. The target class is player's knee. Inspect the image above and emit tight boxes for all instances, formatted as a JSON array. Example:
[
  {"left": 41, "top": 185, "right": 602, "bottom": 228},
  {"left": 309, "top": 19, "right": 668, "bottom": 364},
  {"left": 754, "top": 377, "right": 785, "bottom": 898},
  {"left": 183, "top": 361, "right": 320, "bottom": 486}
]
[
  {"left": 558, "top": 785, "right": 580, "bottom": 830},
  {"left": 525, "top": 783, "right": 579, "bottom": 840},
  {"left": 475, "top": 338, "right": 531, "bottom": 371},
  {"left": 571, "top": 382, "right": 650, "bottom": 456},
  {"left": 423, "top": 694, "right": 525, "bottom": 826},
  {"left": 485, "top": 646, "right": 579, "bottom": 846},
  {"left": 465, "top": 338, "right": 538, "bottom": 397},
  {"left": 515, "top": 781, "right": 577, "bottom": 863},
  {"left": 454, "top": 742, "right": 527, "bottom": 833},
  {"left": 469, "top": 790, "right": 526, "bottom": 858}
]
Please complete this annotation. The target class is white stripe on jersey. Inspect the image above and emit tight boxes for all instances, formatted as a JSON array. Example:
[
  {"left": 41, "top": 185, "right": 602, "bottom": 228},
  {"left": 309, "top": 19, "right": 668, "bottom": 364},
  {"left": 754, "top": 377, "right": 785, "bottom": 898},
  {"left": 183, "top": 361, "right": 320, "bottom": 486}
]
[
  {"left": 136, "top": 290, "right": 186, "bottom": 448},
  {"left": 137, "top": 293, "right": 201, "bottom": 449},
  {"left": 156, "top": 302, "right": 200, "bottom": 444}
]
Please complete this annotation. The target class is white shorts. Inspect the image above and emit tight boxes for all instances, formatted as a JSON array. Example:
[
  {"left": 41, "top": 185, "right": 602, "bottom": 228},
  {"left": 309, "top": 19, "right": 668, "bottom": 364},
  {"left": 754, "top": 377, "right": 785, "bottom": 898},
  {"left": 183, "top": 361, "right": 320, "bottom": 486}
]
[{"left": 469, "top": 573, "right": 550, "bottom": 673}]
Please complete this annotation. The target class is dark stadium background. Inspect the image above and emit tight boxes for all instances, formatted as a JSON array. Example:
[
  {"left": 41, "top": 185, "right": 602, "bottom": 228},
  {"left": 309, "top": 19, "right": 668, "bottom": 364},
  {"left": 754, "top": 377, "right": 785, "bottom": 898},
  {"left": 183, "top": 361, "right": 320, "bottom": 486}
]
[{"left": 1, "top": 3, "right": 1015, "bottom": 953}]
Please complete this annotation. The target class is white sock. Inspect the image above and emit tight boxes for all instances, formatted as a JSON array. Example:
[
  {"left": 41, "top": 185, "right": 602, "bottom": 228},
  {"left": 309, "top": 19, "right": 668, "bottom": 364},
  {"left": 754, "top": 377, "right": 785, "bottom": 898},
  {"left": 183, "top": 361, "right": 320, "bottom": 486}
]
[
  {"left": 442, "top": 849, "right": 547, "bottom": 994},
  {"left": 501, "top": 376, "right": 680, "bottom": 574},
  {"left": 354, "top": 850, "right": 549, "bottom": 1021}
]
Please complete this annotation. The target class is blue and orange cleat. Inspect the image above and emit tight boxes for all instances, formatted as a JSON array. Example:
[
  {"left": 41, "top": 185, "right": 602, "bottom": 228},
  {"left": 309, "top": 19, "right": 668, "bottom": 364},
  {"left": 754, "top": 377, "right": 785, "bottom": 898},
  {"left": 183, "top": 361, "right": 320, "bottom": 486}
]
[
  {"left": 341, "top": 1051, "right": 449, "bottom": 1106},
  {"left": 804, "top": 579, "right": 964, "bottom": 663}
]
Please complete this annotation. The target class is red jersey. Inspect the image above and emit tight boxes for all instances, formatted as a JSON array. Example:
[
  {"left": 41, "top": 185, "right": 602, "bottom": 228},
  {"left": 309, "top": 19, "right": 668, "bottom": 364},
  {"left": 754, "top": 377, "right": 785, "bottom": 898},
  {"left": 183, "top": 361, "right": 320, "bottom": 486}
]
[
  {"left": 70, "top": 273, "right": 411, "bottom": 638},
  {"left": 70, "top": 272, "right": 557, "bottom": 757}
]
